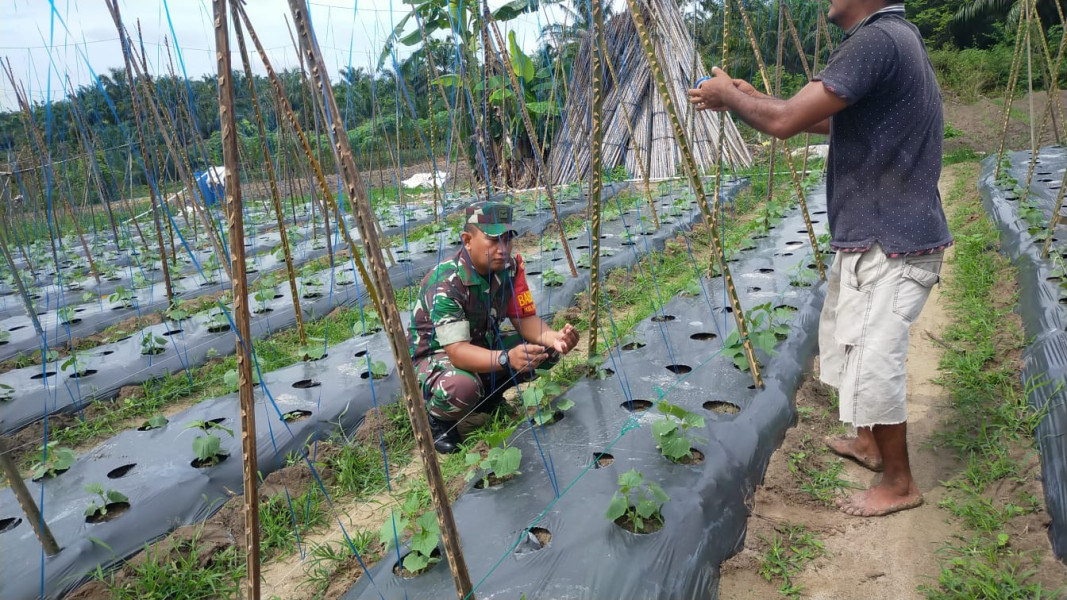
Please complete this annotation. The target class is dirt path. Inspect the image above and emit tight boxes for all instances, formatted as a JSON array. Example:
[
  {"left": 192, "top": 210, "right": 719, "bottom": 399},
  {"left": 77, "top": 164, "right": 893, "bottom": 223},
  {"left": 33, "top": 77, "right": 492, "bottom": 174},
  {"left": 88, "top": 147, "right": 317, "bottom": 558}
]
[{"left": 718, "top": 170, "right": 966, "bottom": 599}]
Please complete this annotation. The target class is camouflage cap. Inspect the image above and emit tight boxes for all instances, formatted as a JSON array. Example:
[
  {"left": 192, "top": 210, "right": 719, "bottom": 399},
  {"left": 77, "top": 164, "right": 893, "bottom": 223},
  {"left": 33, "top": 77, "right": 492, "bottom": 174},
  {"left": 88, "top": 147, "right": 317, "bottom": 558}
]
[{"left": 465, "top": 201, "right": 515, "bottom": 237}]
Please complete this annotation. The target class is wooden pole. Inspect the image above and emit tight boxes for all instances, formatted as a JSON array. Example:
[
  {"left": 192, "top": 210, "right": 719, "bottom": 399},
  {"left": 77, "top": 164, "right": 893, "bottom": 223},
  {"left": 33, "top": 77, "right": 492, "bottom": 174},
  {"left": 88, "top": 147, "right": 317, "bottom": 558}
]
[
  {"left": 0, "top": 190, "right": 43, "bottom": 337},
  {"left": 588, "top": 0, "right": 607, "bottom": 360},
  {"left": 284, "top": 2, "right": 474, "bottom": 597},
  {"left": 0, "top": 437, "right": 60, "bottom": 556},
  {"left": 214, "top": 3, "right": 261, "bottom": 599}
]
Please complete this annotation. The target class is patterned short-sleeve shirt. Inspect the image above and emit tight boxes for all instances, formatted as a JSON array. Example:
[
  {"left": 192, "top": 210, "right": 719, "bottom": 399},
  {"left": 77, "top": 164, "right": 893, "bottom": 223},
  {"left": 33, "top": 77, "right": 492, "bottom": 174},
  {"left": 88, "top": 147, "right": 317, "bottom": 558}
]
[
  {"left": 813, "top": 8, "right": 953, "bottom": 256},
  {"left": 409, "top": 249, "right": 536, "bottom": 362}
]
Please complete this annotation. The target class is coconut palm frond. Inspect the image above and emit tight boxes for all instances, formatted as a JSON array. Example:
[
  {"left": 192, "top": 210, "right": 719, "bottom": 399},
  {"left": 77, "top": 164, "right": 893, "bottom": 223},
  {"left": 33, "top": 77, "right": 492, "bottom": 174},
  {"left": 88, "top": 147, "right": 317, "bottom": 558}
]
[{"left": 952, "top": 0, "right": 1019, "bottom": 26}]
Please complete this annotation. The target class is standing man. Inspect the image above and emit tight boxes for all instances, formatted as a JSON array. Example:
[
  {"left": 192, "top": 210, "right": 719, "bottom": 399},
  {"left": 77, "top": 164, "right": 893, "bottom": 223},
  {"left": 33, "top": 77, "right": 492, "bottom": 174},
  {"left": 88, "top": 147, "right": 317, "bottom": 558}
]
[
  {"left": 409, "top": 201, "right": 580, "bottom": 454},
  {"left": 688, "top": 0, "right": 952, "bottom": 516}
]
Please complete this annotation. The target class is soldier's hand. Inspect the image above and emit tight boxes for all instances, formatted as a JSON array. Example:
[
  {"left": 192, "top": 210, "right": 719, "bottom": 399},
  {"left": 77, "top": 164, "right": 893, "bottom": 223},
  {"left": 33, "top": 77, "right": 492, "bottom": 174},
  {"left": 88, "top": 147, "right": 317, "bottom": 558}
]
[
  {"left": 508, "top": 343, "right": 548, "bottom": 373},
  {"left": 552, "top": 324, "right": 579, "bottom": 355}
]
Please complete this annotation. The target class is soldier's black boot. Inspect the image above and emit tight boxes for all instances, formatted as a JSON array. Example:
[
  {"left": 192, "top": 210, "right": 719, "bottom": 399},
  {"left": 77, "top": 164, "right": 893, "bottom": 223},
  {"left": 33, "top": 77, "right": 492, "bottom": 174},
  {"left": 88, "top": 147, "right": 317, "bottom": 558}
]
[{"left": 428, "top": 416, "right": 461, "bottom": 454}]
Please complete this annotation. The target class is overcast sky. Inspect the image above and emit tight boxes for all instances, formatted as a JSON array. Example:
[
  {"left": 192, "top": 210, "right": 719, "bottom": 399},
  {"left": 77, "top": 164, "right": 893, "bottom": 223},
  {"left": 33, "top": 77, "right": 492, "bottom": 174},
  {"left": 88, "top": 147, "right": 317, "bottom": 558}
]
[{"left": 0, "top": 0, "right": 560, "bottom": 111}]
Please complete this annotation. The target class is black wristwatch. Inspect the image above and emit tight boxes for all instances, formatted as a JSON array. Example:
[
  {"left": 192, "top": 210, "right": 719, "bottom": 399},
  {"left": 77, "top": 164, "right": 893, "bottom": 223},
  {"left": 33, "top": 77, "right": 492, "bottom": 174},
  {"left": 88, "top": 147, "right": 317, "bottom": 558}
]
[{"left": 497, "top": 350, "right": 510, "bottom": 370}]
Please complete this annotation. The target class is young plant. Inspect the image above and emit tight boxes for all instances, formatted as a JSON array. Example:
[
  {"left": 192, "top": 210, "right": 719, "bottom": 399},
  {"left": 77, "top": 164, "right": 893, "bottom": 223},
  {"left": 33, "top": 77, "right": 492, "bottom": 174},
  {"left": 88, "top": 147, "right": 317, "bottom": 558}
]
[
  {"left": 379, "top": 497, "right": 441, "bottom": 574},
  {"left": 299, "top": 338, "right": 327, "bottom": 361},
  {"left": 464, "top": 426, "right": 521, "bottom": 486},
  {"left": 369, "top": 360, "right": 389, "bottom": 379},
  {"left": 57, "top": 306, "right": 77, "bottom": 325},
  {"left": 205, "top": 310, "right": 231, "bottom": 333},
  {"left": 253, "top": 274, "right": 279, "bottom": 313},
  {"left": 108, "top": 286, "right": 135, "bottom": 308},
  {"left": 652, "top": 401, "right": 706, "bottom": 462},
  {"left": 140, "top": 333, "right": 167, "bottom": 355},
  {"left": 31, "top": 442, "right": 76, "bottom": 479},
  {"left": 521, "top": 371, "right": 573, "bottom": 425},
  {"left": 0, "top": 330, "right": 9, "bottom": 344},
  {"left": 165, "top": 302, "right": 190, "bottom": 323},
  {"left": 83, "top": 483, "right": 129, "bottom": 522},
  {"left": 605, "top": 469, "right": 669, "bottom": 534},
  {"left": 0, "top": 383, "right": 14, "bottom": 401},
  {"left": 541, "top": 269, "right": 566, "bottom": 287},
  {"left": 139, "top": 414, "right": 168, "bottom": 430},
  {"left": 186, "top": 420, "right": 234, "bottom": 467},
  {"left": 352, "top": 310, "right": 382, "bottom": 336}
]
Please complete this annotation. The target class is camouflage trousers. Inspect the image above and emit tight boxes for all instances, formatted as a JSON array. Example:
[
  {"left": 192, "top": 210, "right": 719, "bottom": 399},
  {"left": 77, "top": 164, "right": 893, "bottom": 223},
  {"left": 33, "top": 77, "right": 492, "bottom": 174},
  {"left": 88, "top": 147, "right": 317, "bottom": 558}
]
[{"left": 415, "top": 336, "right": 558, "bottom": 437}]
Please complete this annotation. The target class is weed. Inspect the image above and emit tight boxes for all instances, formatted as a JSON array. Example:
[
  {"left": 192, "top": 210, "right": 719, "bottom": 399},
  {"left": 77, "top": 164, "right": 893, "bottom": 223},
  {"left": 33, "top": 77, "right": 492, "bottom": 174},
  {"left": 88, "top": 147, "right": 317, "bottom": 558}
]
[{"left": 758, "top": 523, "right": 825, "bottom": 598}]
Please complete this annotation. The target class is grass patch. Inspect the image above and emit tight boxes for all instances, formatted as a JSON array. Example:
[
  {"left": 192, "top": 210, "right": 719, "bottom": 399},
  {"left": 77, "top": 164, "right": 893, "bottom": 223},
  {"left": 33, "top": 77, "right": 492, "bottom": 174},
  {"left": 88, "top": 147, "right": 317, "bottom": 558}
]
[
  {"left": 922, "top": 161, "right": 1062, "bottom": 598},
  {"left": 758, "top": 522, "right": 826, "bottom": 598}
]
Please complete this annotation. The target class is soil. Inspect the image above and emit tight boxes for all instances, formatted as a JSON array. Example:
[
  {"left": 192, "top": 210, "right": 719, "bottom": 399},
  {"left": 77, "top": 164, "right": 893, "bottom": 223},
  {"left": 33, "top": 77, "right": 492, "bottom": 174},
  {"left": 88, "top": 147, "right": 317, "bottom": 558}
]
[
  {"left": 943, "top": 90, "right": 1067, "bottom": 156},
  {"left": 717, "top": 162, "right": 1066, "bottom": 598}
]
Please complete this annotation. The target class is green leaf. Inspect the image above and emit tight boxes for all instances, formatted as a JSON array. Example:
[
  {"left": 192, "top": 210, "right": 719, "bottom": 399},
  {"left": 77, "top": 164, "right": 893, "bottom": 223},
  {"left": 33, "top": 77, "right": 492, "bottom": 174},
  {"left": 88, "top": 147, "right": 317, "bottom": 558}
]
[
  {"left": 85, "top": 483, "right": 104, "bottom": 496},
  {"left": 521, "top": 386, "right": 544, "bottom": 408},
  {"left": 618, "top": 469, "right": 642, "bottom": 489},
  {"left": 555, "top": 398, "right": 575, "bottom": 411},
  {"left": 410, "top": 528, "right": 438, "bottom": 557},
  {"left": 733, "top": 354, "right": 751, "bottom": 371},
  {"left": 635, "top": 498, "right": 659, "bottom": 519},
  {"left": 403, "top": 549, "right": 430, "bottom": 573},
  {"left": 648, "top": 482, "right": 670, "bottom": 504},
  {"left": 660, "top": 435, "right": 691, "bottom": 460},
  {"left": 105, "top": 489, "right": 129, "bottom": 503},
  {"left": 379, "top": 512, "right": 409, "bottom": 550},
  {"left": 223, "top": 370, "right": 239, "bottom": 391},
  {"left": 84, "top": 501, "right": 101, "bottom": 518},
  {"left": 492, "top": 0, "right": 538, "bottom": 20},
  {"left": 491, "top": 446, "right": 521, "bottom": 477},
  {"left": 192, "top": 434, "right": 221, "bottom": 462},
  {"left": 416, "top": 511, "right": 441, "bottom": 536},
  {"left": 651, "top": 418, "right": 679, "bottom": 439},
  {"left": 605, "top": 493, "right": 627, "bottom": 521}
]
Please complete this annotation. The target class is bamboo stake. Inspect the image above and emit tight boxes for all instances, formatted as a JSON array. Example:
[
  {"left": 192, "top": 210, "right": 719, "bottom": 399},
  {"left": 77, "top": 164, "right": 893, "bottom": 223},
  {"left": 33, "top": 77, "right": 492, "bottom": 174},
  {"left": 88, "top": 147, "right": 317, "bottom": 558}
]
[
  {"left": 588, "top": 0, "right": 607, "bottom": 361},
  {"left": 214, "top": 4, "right": 261, "bottom": 599},
  {"left": 484, "top": 8, "right": 577, "bottom": 277},
  {"left": 993, "top": 13, "right": 1031, "bottom": 182},
  {"left": 626, "top": 0, "right": 763, "bottom": 388},
  {"left": 284, "top": 2, "right": 473, "bottom": 599},
  {"left": 66, "top": 79, "right": 121, "bottom": 247},
  {"left": 0, "top": 187, "right": 43, "bottom": 337},
  {"left": 0, "top": 437, "right": 60, "bottom": 556},
  {"left": 764, "top": 2, "right": 785, "bottom": 207}
]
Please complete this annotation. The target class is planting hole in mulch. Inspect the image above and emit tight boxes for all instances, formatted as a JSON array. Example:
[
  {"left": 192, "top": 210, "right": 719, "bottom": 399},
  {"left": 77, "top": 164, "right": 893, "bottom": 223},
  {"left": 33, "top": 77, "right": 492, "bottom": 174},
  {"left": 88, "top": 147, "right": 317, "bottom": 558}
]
[
  {"left": 757, "top": 268, "right": 775, "bottom": 274},
  {"left": 674, "top": 448, "right": 705, "bottom": 465},
  {"left": 393, "top": 547, "right": 442, "bottom": 579},
  {"left": 0, "top": 517, "right": 22, "bottom": 534},
  {"left": 526, "top": 270, "right": 543, "bottom": 276},
  {"left": 613, "top": 510, "right": 664, "bottom": 534},
  {"left": 530, "top": 527, "right": 552, "bottom": 548},
  {"left": 621, "top": 399, "right": 653, "bottom": 413},
  {"left": 807, "top": 263, "right": 818, "bottom": 270},
  {"left": 774, "top": 304, "right": 798, "bottom": 313},
  {"left": 207, "top": 324, "right": 229, "bottom": 333},
  {"left": 96, "top": 350, "right": 115, "bottom": 356},
  {"left": 8, "top": 325, "right": 26, "bottom": 332},
  {"left": 747, "top": 286, "right": 762, "bottom": 292},
  {"left": 577, "top": 245, "right": 590, "bottom": 249},
  {"left": 30, "top": 371, "right": 56, "bottom": 380},
  {"left": 621, "top": 340, "right": 646, "bottom": 351},
  {"left": 85, "top": 502, "right": 130, "bottom": 524},
  {"left": 703, "top": 400, "right": 740, "bottom": 415},
  {"left": 354, "top": 350, "right": 368, "bottom": 358},
  {"left": 473, "top": 471, "right": 515, "bottom": 489},
  {"left": 651, "top": 314, "right": 676, "bottom": 322},
  {"left": 691, "top": 332, "right": 718, "bottom": 341},
  {"left": 282, "top": 409, "right": 313, "bottom": 423},
  {"left": 786, "top": 241, "right": 805, "bottom": 247},
  {"left": 191, "top": 453, "right": 229, "bottom": 469},
  {"left": 70, "top": 370, "right": 98, "bottom": 379},
  {"left": 592, "top": 452, "right": 614, "bottom": 468},
  {"left": 720, "top": 306, "right": 734, "bottom": 314},
  {"left": 529, "top": 410, "right": 566, "bottom": 426},
  {"left": 666, "top": 364, "right": 692, "bottom": 374},
  {"left": 292, "top": 379, "right": 321, "bottom": 389},
  {"left": 107, "top": 463, "right": 137, "bottom": 479},
  {"left": 361, "top": 370, "right": 389, "bottom": 380}
]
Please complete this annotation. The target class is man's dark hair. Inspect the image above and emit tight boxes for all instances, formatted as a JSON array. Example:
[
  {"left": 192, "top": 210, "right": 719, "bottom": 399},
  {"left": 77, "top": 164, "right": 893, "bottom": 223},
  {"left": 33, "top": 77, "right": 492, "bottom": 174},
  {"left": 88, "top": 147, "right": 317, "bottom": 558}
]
[{"left": 463, "top": 223, "right": 480, "bottom": 236}]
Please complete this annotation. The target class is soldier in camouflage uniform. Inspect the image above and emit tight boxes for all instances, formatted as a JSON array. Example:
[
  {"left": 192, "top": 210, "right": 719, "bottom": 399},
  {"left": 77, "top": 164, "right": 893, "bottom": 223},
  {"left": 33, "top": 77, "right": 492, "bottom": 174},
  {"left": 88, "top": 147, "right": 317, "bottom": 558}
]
[{"left": 409, "top": 201, "right": 580, "bottom": 453}]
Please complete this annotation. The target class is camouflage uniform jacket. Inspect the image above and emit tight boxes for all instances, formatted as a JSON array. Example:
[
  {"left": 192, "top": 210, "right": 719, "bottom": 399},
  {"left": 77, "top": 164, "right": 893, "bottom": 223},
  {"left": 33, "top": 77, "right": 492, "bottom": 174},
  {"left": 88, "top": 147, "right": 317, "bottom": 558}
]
[{"left": 409, "top": 249, "right": 535, "bottom": 363}]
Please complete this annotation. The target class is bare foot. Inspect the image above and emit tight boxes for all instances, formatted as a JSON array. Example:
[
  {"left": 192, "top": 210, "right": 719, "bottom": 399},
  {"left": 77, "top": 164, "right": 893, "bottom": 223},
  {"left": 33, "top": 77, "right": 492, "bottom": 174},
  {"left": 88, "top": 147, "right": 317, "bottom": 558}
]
[
  {"left": 826, "top": 435, "right": 884, "bottom": 472},
  {"left": 839, "top": 484, "right": 923, "bottom": 517}
]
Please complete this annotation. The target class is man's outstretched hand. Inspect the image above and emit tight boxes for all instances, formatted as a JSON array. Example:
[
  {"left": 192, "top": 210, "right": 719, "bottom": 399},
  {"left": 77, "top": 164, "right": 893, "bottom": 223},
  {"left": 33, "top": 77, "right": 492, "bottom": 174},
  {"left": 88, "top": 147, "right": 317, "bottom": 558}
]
[
  {"left": 688, "top": 66, "right": 761, "bottom": 112},
  {"left": 552, "top": 323, "right": 579, "bottom": 355}
]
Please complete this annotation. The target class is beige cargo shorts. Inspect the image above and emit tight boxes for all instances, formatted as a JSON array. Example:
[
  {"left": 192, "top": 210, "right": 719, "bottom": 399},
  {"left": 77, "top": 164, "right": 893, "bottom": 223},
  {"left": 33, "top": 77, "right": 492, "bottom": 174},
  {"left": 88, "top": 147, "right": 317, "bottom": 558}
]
[{"left": 818, "top": 244, "right": 943, "bottom": 427}]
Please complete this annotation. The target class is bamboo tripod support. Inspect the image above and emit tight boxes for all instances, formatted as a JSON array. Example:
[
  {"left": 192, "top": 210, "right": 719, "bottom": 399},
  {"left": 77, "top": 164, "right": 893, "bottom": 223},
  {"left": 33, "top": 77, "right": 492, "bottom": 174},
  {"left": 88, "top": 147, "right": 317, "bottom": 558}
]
[
  {"left": 213, "top": 4, "right": 262, "bottom": 598},
  {"left": 285, "top": 3, "right": 474, "bottom": 599},
  {"left": 483, "top": 7, "right": 578, "bottom": 278},
  {"left": 230, "top": 5, "right": 307, "bottom": 346},
  {"left": 235, "top": 2, "right": 383, "bottom": 318},
  {"left": 625, "top": 0, "right": 763, "bottom": 389},
  {"left": 731, "top": 0, "right": 826, "bottom": 281}
]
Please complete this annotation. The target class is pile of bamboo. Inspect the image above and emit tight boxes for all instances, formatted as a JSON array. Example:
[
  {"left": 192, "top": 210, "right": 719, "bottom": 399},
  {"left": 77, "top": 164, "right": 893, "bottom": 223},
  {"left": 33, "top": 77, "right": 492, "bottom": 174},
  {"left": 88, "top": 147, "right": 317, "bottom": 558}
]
[{"left": 548, "top": 0, "right": 752, "bottom": 183}]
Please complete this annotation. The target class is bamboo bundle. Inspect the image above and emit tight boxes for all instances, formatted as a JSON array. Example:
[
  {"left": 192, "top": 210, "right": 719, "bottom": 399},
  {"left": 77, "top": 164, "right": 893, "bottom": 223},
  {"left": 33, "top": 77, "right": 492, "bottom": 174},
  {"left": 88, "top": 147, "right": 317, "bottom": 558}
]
[{"left": 548, "top": 0, "right": 752, "bottom": 183}]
